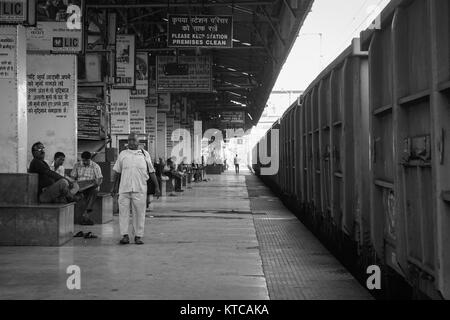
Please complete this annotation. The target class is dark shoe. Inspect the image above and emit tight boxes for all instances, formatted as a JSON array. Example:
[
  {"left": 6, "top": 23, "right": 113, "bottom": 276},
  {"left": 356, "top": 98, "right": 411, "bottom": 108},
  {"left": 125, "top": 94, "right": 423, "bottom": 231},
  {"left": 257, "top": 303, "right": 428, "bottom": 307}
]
[
  {"left": 84, "top": 232, "right": 98, "bottom": 239},
  {"left": 120, "top": 235, "right": 130, "bottom": 245},
  {"left": 80, "top": 218, "right": 94, "bottom": 226},
  {"left": 134, "top": 237, "right": 144, "bottom": 245}
]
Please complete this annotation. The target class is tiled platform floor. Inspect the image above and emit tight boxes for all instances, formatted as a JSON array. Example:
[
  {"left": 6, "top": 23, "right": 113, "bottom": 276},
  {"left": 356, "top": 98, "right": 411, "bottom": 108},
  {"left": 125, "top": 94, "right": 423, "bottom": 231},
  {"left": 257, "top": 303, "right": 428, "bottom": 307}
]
[{"left": 0, "top": 171, "right": 371, "bottom": 300}]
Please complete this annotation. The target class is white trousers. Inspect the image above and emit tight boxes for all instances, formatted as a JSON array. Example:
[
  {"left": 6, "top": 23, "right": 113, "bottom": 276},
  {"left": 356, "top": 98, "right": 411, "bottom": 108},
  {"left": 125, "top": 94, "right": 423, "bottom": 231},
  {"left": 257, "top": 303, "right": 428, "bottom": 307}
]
[{"left": 118, "top": 192, "right": 147, "bottom": 237}]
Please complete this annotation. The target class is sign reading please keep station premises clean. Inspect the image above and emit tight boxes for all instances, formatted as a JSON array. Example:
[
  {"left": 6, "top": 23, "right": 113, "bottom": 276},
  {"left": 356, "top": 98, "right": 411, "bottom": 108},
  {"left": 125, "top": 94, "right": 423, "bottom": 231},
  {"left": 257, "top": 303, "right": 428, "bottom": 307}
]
[{"left": 167, "top": 14, "right": 233, "bottom": 48}]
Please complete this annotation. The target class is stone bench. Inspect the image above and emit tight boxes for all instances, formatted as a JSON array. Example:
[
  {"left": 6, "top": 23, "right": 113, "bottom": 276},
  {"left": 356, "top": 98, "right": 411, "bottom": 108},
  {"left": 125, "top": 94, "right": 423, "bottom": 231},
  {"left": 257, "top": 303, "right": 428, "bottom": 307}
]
[
  {"left": 0, "top": 203, "right": 74, "bottom": 246},
  {"left": 75, "top": 193, "right": 113, "bottom": 225},
  {"left": 0, "top": 173, "right": 38, "bottom": 205}
]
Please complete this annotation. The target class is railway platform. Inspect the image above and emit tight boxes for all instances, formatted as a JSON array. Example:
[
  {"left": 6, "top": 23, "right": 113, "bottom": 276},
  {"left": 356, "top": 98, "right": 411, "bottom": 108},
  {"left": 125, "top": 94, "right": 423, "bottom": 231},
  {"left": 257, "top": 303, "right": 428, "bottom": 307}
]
[{"left": 0, "top": 171, "right": 372, "bottom": 300}]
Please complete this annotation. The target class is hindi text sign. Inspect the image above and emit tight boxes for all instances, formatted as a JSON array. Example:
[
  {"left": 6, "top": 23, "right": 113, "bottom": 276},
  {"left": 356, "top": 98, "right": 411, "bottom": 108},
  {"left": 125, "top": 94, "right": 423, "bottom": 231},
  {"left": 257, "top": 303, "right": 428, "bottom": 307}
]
[{"left": 167, "top": 15, "right": 232, "bottom": 48}]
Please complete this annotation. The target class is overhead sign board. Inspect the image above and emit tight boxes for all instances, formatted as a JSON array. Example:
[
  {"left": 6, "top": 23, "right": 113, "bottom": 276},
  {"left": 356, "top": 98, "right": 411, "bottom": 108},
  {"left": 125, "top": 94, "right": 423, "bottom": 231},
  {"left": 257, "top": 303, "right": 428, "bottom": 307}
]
[
  {"left": 167, "top": 14, "right": 232, "bottom": 48},
  {"left": 156, "top": 55, "right": 212, "bottom": 93},
  {"left": 114, "top": 34, "right": 136, "bottom": 88},
  {"left": 0, "top": 0, "right": 35, "bottom": 25},
  {"left": 26, "top": 0, "right": 84, "bottom": 53}
]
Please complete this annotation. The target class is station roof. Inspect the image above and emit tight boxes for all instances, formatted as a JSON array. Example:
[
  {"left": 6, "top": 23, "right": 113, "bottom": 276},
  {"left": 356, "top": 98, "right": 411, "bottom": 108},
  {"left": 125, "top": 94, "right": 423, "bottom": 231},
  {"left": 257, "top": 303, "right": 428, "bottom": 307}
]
[{"left": 85, "top": 0, "right": 314, "bottom": 131}]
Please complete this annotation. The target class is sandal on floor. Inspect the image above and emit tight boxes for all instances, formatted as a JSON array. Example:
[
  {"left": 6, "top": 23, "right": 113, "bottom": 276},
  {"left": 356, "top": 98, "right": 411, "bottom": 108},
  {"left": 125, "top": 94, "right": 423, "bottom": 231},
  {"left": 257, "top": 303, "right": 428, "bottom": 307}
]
[
  {"left": 74, "top": 231, "right": 84, "bottom": 238},
  {"left": 83, "top": 232, "right": 98, "bottom": 239}
]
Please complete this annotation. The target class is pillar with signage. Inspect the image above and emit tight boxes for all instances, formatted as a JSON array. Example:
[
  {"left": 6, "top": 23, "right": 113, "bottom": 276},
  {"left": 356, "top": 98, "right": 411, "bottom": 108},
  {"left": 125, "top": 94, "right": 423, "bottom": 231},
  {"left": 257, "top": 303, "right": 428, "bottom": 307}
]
[
  {"left": 110, "top": 89, "right": 131, "bottom": 136},
  {"left": 0, "top": 25, "right": 27, "bottom": 173},
  {"left": 157, "top": 112, "right": 167, "bottom": 160},
  {"left": 166, "top": 116, "right": 174, "bottom": 160},
  {"left": 130, "top": 98, "right": 146, "bottom": 135},
  {"left": 146, "top": 106, "right": 157, "bottom": 160},
  {"left": 27, "top": 54, "right": 78, "bottom": 168}
]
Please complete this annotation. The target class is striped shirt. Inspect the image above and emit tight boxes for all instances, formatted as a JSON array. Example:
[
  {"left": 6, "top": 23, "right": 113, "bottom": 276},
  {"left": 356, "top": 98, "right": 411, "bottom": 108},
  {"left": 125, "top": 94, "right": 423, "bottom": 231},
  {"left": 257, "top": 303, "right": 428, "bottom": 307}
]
[{"left": 71, "top": 161, "right": 103, "bottom": 182}]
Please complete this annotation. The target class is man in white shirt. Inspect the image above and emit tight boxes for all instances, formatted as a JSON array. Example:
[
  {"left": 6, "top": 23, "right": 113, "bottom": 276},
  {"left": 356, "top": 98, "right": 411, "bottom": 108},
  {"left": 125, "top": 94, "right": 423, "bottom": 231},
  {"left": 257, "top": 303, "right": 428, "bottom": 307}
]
[
  {"left": 111, "top": 133, "right": 161, "bottom": 245},
  {"left": 50, "top": 152, "right": 66, "bottom": 177}
]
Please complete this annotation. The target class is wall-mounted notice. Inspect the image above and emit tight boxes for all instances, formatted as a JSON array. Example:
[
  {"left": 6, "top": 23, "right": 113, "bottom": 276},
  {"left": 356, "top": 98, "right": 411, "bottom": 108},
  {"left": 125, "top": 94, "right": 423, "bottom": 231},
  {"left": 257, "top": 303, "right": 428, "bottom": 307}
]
[
  {"left": 167, "top": 15, "right": 233, "bottom": 48},
  {"left": 0, "top": 0, "right": 35, "bottom": 25},
  {"left": 78, "top": 100, "right": 105, "bottom": 140},
  {"left": 130, "top": 98, "right": 145, "bottom": 134},
  {"left": 110, "top": 89, "right": 130, "bottom": 135},
  {"left": 156, "top": 55, "right": 212, "bottom": 93},
  {"left": 221, "top": 111, "right": 245, "bottom": 124},
  {"left": 27, "top": 0, "right": 84, "bottom": 53},
  {"left": 131, "top": 52, "right": 148, "bottom": 98},
  {"left": 114, "top": 34, "right": 135, "bottom": 88},
  {"left": 146, "top": 106, "right": 157, "bottom": 159},
  {"left": 0, "top": 33, "right": 15, "bottom": 79},
  {"left": 158, "top": 92, "right": 171, "bottom": 112},
  {"left": 27, "top": 54, "right": 77, "bottom": 167},
  {"left": 156, "top": 112, "right": 167, "bottom": 160}
]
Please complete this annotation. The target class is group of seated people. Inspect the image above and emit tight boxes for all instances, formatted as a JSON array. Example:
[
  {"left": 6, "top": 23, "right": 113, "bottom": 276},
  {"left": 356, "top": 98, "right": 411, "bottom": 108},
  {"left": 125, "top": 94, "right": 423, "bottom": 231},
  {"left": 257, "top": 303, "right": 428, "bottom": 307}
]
[
  {"left": 153, "top": 156, "right": 206, "bottom": 193},
  {"left": 28, "top": 142, "right": 103, "bottom": 226},
  {"left": 27, "top": 141, "right": 207, "bottom": 222}
]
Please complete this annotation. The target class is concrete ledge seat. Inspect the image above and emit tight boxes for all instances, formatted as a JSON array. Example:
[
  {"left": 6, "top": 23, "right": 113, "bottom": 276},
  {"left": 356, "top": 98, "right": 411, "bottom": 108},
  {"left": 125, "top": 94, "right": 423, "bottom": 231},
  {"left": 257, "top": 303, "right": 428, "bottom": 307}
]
[
  {"left": 0, "top": 203, "right": 74, "bottom": 246},
  {"left": 0, "top": 173, "right": 38, "bottom": 205},
  {"left": 205, "top": 165, "right": 223, "bottom": 175},
  {"left": 75, "top": 193, "right": 113, "bottom": 225}
]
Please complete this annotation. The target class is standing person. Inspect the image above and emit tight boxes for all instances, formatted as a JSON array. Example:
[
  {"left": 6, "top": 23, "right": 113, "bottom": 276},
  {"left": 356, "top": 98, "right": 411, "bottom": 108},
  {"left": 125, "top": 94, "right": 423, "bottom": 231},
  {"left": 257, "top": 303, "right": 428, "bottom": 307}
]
[
  {"left": 111, "top": 133, "right": 161, "bottom": 245},
  {"left": 234, "top": 154, "right": 240, "bottom": 174},
  {"left": 50, "top": 152, "right": 66, "bottom": 176},
  {"left": 71, "top": 151, "right": 103, "bottom": 226},
  {"left": 29, "top": 142, "right": 75, "bottom": 203}
]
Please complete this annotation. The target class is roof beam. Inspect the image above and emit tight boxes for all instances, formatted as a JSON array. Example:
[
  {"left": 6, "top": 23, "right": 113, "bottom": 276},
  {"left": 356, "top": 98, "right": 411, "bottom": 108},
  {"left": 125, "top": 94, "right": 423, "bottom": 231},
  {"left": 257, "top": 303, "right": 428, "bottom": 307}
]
[
  {"left": 259, "top": 5, "right": 286, "bottom": 47},
  {"left": 87, "top": 1, "right": 276, "bottom": 9}
]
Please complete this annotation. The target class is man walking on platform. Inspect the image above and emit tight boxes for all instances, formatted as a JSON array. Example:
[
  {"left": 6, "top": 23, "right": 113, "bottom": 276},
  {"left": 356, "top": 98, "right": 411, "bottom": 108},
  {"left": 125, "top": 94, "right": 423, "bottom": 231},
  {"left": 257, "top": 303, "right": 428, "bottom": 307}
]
[
  {"left": 111, "top": 133, "right": 161, "bottom": 245},
  {"left": 234, "top": 154, "right": 240, "bottom": 174}
]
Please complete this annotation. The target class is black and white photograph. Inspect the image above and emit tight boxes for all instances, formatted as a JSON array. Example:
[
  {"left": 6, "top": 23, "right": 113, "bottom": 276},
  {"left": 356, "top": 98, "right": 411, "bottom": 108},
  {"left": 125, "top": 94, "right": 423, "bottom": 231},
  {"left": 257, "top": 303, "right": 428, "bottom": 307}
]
[{"left": 1, "top": 0, "right": 450, "bottom": 313}]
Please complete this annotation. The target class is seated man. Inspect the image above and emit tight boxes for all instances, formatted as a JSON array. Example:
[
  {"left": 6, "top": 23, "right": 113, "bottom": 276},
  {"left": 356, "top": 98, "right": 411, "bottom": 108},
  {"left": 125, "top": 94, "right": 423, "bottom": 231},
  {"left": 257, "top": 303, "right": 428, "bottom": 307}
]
[
  {"left": 166, "top": 156, "right": 183, "bottom": 193},
  {"left": 50, "top": 152, "right": 66, "bottom": 176},
  {"left": 71, "top": 151, "right": 103, "bottom": 225},
  {"left": 29, "top": 142, "right": 75, "bottom": 204}
]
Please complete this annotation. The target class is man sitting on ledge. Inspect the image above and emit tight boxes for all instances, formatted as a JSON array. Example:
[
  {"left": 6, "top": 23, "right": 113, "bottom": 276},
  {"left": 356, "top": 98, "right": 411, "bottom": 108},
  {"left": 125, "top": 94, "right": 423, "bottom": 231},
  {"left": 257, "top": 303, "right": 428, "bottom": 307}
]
[
  {"left": 28, "top": 142, "right": 75, "bottom": 204},
  {"left": 71, "top": 151, "right": 103, "bottom": 226}
]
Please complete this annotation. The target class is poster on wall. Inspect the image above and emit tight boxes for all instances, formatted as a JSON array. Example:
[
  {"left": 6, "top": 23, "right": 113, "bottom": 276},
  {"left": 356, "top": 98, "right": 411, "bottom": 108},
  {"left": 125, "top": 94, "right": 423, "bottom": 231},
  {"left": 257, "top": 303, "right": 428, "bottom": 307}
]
[
  {"left": 114, "top": 34, "right": 135, "bottom": 88},
  {"left": 156, "top": 55, "right": 212, "bottom": 93},
  {"left": 27, "top": 54, "right": 77, "bottom": 167},
  {"left": 27, "top": 0, "right": 84, "bottom": 53},
  {"left": 0, "top": 0, "right": 36, "bottom": 25},
  {"left": 110, "top": 89, "right": 130, "bottom": 135},
  {"left": 78, "top": 100, "right": 106, "bottom": 140},
  {"left": 0, "top": 33, "right": 16, "bottom": 79},
  {"left": 146, "top": 106, "right": 157, "bottom": 159},
  {"left": 130, "top": 98, "right": 145, "bottom": 134},
  {"left": 158, "top": 92, "right": 171, "bottom": 112},
  {"left": 131, "top": 52, "right": 148, "bottom": 98}
]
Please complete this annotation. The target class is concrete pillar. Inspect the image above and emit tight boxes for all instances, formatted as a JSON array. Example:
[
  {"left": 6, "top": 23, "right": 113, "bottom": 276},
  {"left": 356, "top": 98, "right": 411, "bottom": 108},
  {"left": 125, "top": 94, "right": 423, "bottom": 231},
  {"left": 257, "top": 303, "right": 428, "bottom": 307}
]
[
  {"left": 157, "top": 112, "right": 167, "bottom": 160},
  {"left": 166, "top": 116, "right": 174, "bottom": 159},
  {"left": 0, "top": 25, "right": 27, "bottom": 173},
  {"left": 146, "top": 106, "right": 157, "bottom": 160}
]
